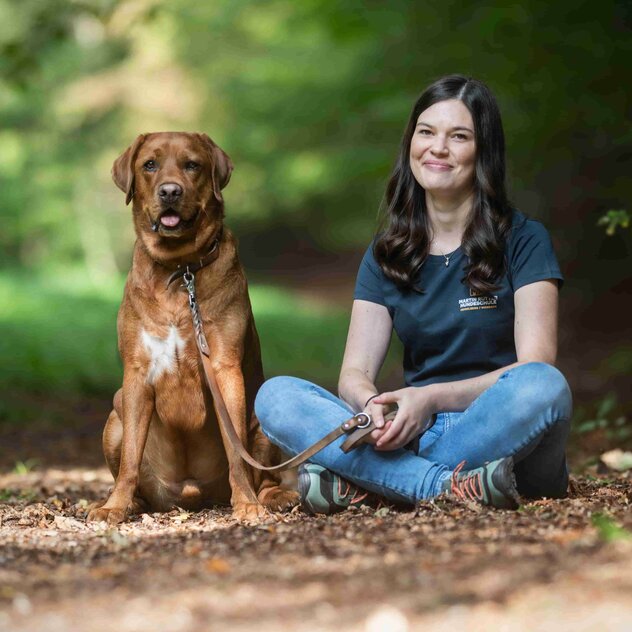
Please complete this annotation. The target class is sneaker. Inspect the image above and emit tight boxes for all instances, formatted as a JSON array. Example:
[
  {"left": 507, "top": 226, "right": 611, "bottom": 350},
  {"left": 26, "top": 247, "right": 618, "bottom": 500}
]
[
  {"left": 298, "top": 463, "right": 381, "bottom": 515},
  {"left": 442, "top": 457, "right": 521, "bottom": 509}
]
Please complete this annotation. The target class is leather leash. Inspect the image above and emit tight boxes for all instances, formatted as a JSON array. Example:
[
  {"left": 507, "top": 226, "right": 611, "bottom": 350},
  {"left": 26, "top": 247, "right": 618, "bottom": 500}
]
[{"left": 177, "top": 260, "right": 385, "bottom": 472}]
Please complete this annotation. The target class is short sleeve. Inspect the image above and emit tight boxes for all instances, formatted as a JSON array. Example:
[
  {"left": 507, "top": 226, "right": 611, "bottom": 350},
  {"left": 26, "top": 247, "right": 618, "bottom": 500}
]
[
  {"left": 508, "top": 218, "right": 564, "bottom": 291},
  {"left": 354, "top": 244, "right": 389, "bottom": 309}
]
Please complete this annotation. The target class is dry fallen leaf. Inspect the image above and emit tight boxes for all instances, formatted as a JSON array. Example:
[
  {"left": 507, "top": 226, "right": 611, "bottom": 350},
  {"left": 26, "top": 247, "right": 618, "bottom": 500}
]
[
  {"left": 53, "top": 515, "right": 85, "bottom": 530},
  {"left": 600, "top": 449, "right": 632, "bottom": 472},
  {"left": 204, "top": 558, "right": 231, "bottom": 574},
  {"left": 172, "top": 511, "right": 191, "bottom": 523}
]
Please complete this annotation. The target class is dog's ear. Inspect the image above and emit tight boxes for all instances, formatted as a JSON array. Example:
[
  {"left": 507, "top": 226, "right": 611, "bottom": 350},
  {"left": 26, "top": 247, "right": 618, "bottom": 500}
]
[
  {"left": 111, "top": 134, "right": 146, "bottom": 206},
  {"left": 197, "top": 133, "right": 234, "bottom": 203}
]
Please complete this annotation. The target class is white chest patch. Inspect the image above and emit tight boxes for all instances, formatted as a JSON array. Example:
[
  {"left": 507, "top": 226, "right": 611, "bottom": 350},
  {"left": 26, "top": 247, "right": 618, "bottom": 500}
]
[{"left": 140, "top": 326, "right": 186, "bottom": 384}]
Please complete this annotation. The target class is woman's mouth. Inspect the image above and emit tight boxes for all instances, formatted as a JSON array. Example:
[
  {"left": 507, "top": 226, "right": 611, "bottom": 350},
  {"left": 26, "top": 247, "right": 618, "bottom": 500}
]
[{"left": 423, "top": 161, "right": 453, "bottom": 171}]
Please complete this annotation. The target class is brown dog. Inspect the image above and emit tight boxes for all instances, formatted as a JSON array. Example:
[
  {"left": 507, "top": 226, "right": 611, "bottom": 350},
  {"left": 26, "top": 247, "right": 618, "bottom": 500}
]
[{"left": 87, "top": 132, "right": 298, "bottom": 524}]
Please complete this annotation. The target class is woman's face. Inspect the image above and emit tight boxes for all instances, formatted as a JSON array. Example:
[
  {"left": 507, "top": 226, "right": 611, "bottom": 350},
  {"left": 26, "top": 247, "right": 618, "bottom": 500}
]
[{"left": 409, "top": 99, "right": 476, "bottom": 198}]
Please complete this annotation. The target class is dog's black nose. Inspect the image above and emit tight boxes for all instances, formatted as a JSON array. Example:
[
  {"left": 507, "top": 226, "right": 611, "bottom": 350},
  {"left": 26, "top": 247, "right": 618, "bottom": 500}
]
[{"left": 158, "top": 182, "right": 183, "bottom": 202}]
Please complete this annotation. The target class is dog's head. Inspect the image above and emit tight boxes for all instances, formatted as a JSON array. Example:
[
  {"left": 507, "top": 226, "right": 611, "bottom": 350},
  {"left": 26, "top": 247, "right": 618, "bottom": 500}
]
[{"left": 112, "top": 132, "right": 233, "bottom": 249}]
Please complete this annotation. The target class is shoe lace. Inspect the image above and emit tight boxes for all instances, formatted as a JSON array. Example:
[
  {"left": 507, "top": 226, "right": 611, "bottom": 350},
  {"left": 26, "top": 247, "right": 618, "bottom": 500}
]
[
  {"left": 450, "top": 460, "right": 484, "bottom": 502},
  {"left": 337, "top": 478, "right": 370, "bottom": 505}
]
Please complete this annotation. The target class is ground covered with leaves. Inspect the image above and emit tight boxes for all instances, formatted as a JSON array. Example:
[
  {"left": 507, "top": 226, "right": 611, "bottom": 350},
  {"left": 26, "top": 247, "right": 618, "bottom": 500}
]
[{"left": 1, "top": 412, "right": 631, "bottom": 631}]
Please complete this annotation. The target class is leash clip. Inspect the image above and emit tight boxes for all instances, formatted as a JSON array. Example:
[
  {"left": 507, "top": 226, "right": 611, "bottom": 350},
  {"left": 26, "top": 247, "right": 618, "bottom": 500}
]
[
  {"left": 183, "top": 267, "right": 196, "bottom": 304},
  {"left": 343, "top": 412, "right": 372, "bottom": 431},
  {"left": 354, "top": 412, "right": 372, "bottom": 429}
]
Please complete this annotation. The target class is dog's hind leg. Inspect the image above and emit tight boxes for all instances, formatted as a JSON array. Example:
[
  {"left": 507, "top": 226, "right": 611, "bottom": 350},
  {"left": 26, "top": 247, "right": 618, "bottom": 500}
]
[{"left": 103, "top": 406, "right": 123, "bottom": 479}]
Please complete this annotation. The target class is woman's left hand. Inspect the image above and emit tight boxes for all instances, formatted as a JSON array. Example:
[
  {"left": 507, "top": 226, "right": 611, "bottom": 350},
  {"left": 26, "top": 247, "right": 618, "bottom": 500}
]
[{"left": 370, "top": 386, "right": 438, "bottom": 451}]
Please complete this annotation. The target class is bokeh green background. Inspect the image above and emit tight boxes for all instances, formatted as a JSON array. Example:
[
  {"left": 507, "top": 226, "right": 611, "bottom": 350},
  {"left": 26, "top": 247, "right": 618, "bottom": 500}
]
[{"left": 1, "top": 0, "right": 630, "bottom": 451}]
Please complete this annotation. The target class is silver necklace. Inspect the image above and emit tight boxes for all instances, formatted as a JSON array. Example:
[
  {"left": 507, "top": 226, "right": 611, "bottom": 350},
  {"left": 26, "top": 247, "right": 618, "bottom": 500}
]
[{"left": 432, "top": 240, "right": 456, "bottom": 267}]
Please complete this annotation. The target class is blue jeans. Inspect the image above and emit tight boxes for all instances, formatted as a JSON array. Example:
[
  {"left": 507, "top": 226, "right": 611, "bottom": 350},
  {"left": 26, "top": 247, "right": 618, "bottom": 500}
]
[{"left": 254, "top": 362, "right": 572, "bottom": 505}]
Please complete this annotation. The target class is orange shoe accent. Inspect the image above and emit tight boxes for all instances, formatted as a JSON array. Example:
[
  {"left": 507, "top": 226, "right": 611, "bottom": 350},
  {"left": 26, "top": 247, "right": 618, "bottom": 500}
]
[
  {"left": 450, "top": 460, "right": 484, "bottom": 502},
  {"left": 337, "top": 478, "right": 370, "bottom": 505}
]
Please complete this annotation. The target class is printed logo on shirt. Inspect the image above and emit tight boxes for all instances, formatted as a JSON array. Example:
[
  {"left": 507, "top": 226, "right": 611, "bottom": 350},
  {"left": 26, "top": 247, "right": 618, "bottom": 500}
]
[{"left": 459, "top": 289, "right": 498, "bottom": 311}]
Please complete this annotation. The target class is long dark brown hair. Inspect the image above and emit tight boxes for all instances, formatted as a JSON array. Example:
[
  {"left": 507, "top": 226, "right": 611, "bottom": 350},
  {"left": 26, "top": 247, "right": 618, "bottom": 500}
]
[{"left": 374, "top": 75, "right": 512, "bottom": 294}]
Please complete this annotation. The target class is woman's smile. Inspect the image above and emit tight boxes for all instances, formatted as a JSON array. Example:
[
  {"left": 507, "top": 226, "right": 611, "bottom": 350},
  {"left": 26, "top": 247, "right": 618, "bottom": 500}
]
[{"left": 423, "top": 160, "right": 453, "bottom": 171}]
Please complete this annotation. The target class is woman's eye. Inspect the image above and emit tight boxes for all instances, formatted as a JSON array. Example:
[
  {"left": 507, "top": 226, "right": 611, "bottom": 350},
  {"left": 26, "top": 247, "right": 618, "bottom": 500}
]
[
  {"left": 418, "top": 129, "right": 432, "bottom": 135},
  {"left": 185, "top": 161, "right": 200, "bottom": 171},
  {"left": 143, "top": 160, "right": 157, "bottom": 171}
]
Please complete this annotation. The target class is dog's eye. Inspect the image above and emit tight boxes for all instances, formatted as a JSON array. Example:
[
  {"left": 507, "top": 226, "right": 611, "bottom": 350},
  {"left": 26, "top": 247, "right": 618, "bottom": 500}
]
[
  {"left": 185, "top": 161, "right": 200, "bottom": 171},
  {"left": 143, "top": 160, "right": 157, "bottom": 172}
]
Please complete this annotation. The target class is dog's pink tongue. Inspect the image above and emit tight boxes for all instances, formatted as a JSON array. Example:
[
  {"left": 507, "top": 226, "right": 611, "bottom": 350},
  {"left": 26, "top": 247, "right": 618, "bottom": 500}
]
[{"left": 160, "top": 214, "right": 181, "bottom": 227}]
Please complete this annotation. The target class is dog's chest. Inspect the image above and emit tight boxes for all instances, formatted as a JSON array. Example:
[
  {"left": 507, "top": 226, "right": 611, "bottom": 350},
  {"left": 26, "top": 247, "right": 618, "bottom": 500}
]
[{"left": 140, "top": 325, "right": 189, "bottom": 384}]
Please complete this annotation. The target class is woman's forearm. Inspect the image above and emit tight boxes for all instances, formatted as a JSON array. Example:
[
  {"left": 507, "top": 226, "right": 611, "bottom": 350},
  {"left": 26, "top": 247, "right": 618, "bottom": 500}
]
[
  {"left": 428, "top": 361, "right": 526, "bottom": 413},
  {"left": 338, "top": 368, "right": 379, "bottom": 412},
  {"left": 342, "top": 362, "right": 526, "bottom": 415}
]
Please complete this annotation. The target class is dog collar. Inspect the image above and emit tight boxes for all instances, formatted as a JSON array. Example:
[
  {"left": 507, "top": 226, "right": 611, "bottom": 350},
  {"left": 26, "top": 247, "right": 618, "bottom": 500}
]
[{"left": 166, "top": 228, "right": 223, "bottom": 288}]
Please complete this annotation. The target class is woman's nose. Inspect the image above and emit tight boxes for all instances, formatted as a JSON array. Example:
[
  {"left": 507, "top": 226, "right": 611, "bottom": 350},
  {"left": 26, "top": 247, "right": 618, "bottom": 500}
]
[{"left": 430, "top": 134, "right": 448, "bottom": 154}]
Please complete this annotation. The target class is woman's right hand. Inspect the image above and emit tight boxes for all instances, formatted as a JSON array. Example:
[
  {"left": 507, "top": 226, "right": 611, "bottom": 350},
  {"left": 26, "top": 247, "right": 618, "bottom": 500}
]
[{"left": 363, "top": 399, "right": 397, "bottom": 444}]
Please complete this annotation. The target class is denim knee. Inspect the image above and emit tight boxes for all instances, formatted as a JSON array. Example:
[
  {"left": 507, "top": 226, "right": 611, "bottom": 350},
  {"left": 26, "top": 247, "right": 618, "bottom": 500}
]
[
  {"left": 254, "top": 375, "right": 297, "bottom": 438},
  {"left": 507, "top": 362, "right": 573, "bottom": 420}
]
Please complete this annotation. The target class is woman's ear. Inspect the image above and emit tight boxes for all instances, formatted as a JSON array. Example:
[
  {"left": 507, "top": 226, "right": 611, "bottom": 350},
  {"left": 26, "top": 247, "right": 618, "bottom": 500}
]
[
  {"left": 196, "top": 133, "right": 234, "bottom": 203},
  {"left": 111, "top": 134, "right": 146, "bottom": 205}
]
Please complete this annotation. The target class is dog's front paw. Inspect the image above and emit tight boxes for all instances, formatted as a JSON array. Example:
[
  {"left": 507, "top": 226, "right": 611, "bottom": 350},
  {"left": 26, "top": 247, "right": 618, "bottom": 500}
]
[
  {"left": 258, "top": 487, "right": 300, "bottom": 512},
  {"left": 86, "top": 501, "right": 130, "bottom": 526},
  {"left": 232, "top": 502, "right": 272, "bottom": 525}
]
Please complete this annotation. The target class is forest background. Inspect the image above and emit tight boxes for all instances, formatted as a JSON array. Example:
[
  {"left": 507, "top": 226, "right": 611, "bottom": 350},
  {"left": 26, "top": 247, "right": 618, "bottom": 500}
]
[{"left": 0, "top": 0, "right": 630, "bottom": 460}]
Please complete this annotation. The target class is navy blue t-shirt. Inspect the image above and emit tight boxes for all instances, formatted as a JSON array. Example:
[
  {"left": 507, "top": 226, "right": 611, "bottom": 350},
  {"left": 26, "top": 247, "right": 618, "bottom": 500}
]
[{"left": 354, "top": 211, "right": 563, "bottom": 387}]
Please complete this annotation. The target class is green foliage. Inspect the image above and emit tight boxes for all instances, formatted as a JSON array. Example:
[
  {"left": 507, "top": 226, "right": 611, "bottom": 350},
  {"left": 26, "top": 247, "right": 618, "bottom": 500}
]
[
  {"left": 598, "top": 210, "right": 630, "bottom": 236},
  {"left": 591, "top": 512, "right": 631, "bottom": 542},
  {"left": 0, "top": 0, "right": 135, "bottom": 273},
  {"left": 0, "top": 488, "right": 38, "bottom": 502},
  {"left": 251, "top": 285, "right": 351, "bottom": 383},
  {"left": 12, "top": 458, "right": 39, "bottom": 475},
  {"left": 0, "top": 269, "right": 123, "bottom": 398},
  {"left": 1, "top": 0, "right": 631, "bottom": 267},
  {"left": 600, "top": 346, "right": 632, "bottom": 376},
  {"left": 574, "top": 393, "right": 630, "bottom": 442}
]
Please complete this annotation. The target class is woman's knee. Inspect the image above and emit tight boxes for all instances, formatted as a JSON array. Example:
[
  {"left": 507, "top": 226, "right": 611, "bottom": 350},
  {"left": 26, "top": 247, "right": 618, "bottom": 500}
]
[
  {"left": 254, "top": 376, "right": 297, "bottom": 431},
  {"left": 505, "top": 362, "right": 573, "bottom": 420},
  {"left": 255, "top": 375, "right": 322, "bottom": 439},
  {"left": 256, "top": 376, "right": 295, "bottom": 409}
]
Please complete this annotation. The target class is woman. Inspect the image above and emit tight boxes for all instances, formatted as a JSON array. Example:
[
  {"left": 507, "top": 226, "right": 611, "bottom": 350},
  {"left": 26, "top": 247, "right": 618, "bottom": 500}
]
[{"left": 255, "top": 75, "right": 572, "bottom": 514}]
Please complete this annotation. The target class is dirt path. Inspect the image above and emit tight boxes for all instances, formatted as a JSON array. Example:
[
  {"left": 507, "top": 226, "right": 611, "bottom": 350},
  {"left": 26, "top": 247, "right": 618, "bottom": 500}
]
[
  {"left": 1, "top": 463, "right": 630, "bottom": 632},
  {"left": 1, "top": 401, "right": 631, "bottom": 631}
]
